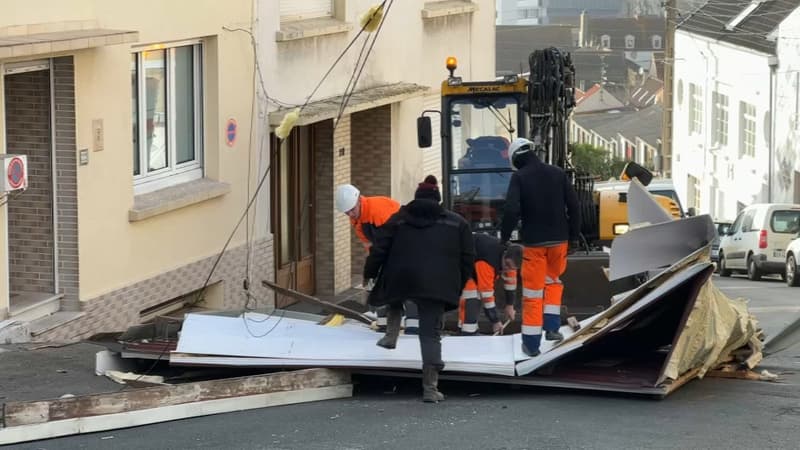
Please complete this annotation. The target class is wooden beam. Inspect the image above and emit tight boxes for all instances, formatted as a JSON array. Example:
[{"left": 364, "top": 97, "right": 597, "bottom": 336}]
[
  {"left": 0, "top": 384, "right": 352, "bottom": 446},
  {"left": 3, "top": 368, "right": 349, "bottom": 427},
  {"left": 262, "top": 280, "right": 373, "bottom": 325}
]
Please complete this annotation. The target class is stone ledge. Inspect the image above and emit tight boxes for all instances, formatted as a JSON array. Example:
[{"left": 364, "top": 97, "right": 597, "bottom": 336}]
[
  {"left": 421, "top": 1, "right": 478, "bottom": 19},
  {"left": 129, "top": 178, "right": 230, "bottom": 222},
  {"left": 276, "top": 17, "right": 352, "bottom": 42}
]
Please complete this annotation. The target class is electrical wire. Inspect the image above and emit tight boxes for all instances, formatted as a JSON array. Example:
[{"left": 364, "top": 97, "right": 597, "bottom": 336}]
[
  {"left": 334, "top": 0, "right": 395, "bottom": 130},
  {"left": 201, "top": 4, "right": 396, "bottom": 339},
  {"left": 0, "top": 189, "right": 26, "bottom": 208}
]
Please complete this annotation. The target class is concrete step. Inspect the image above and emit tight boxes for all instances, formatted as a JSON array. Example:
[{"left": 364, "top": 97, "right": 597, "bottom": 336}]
[
  {"left": 29, "top": 311, "right": 86, "bottom": 337},
  {"left": 8, "top": 293, "right": 62, "bottom": 323}
]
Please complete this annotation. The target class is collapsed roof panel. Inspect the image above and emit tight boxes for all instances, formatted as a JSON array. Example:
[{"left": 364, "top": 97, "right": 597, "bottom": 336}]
[{"left": 167, "top": 183, "right": 762, "bottom": 397}]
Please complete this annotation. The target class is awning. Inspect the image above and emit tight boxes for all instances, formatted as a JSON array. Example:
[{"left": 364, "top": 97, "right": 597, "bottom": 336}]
[
  {"left": 269, "top": 82, "right": 430, "bottom": 127},
  {"left": 0, "top": 28, "right": 138, "bottom": 60}
]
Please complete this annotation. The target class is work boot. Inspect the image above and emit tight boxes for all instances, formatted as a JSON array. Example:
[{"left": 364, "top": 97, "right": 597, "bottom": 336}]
[
  {"left": 376, "top": 307, "right": 402, "bottom": 349},
  {"left": 422, "top": 365, "right": 445, "bottom": 403},
  {"left": 545, "top": 330, "right": 564, "bottom": 342},
  {"left": 521, "top": 343, "right": 540, "bottom": 357}
]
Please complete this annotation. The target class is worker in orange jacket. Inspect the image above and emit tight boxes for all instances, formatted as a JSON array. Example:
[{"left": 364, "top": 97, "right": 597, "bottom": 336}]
[
  {"left": 335, "top": 184, "right": 419, "bottom": 334},
  {"left": 459, "top": 233, "right": 522, "bottom": 335}
]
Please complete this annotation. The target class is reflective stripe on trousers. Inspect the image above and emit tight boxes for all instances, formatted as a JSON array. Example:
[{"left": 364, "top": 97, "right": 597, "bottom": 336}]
[{"left": 521, "top": 243, "right": 569, "bottom": 351}]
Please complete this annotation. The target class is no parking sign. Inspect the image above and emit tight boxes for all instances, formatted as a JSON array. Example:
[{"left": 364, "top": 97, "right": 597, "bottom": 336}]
[
  {"left": 1, "top": 155, "right": 27, "bottom": 192},
  {"left": 225, "top": 118, "right": 237, "bottom": 147}
]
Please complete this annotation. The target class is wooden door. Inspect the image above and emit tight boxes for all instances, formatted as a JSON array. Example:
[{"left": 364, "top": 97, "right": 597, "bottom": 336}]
[{"left": 271, "top": 126, "right": 315, "bottom": 307}]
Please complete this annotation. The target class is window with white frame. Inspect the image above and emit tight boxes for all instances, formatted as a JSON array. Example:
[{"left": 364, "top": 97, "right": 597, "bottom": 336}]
[
  {"left": 625, "top": 34, "right": 635, "bottom": 49},
  {"left": 132, "top": 42, "right": 204, "bottom": 191},
  {"left": 600, "top": 34, "right": 611, "bottom": 49},
  {"left": 711, "top": 91, "right": 728, "bottom": 146},
  {"left": 688, "top": 83, "right": 703, "bottom": 135},
  {"left": 651, "top": 35, "right": 662, "bottom": 49},
  {"left": 739, "top": 101, "right": 756, "bottom": 158}
]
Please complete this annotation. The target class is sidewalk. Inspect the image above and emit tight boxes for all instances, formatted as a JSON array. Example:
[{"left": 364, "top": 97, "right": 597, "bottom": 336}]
[{"left": 0, "top": 343, "right": 119, "bottom": 404}]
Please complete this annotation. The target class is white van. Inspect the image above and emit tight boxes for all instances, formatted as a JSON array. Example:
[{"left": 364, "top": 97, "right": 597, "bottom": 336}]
[{"left": 718, "top": 203, "right": 800, "bottom": 280}]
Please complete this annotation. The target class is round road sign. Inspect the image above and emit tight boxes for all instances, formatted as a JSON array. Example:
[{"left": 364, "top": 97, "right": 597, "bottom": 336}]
[
  {"left": 7, "top": 156, "right": 25, "bottom": 190},
  {"left": 225, "top": 119, "right": 237, "bottom": 147}
]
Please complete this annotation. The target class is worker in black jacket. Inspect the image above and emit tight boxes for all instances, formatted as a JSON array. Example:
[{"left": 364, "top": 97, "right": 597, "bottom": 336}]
[
  {"left": 364, "top": 176, "right": 475, "bottom": 403},
  {"left": 501, "top": 138, "right": 581, "bottom": 357}
]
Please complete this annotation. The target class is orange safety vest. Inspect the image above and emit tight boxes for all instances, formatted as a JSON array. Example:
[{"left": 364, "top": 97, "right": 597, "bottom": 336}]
[{"left": 350, "top": 196, "right": 400, "bottom": 247}]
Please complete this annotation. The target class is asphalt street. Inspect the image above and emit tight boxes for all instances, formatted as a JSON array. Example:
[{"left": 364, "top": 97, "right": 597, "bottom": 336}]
[{"left": 9, "top": 275, "right": 800, "bottom": 450}]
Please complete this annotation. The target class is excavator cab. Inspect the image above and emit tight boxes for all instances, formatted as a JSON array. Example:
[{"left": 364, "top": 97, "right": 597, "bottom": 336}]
[{"left": 418, "top": 57, "right": 528, "bottom": 235}]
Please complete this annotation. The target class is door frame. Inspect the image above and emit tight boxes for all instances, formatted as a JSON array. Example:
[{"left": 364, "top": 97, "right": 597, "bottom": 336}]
[
  {"left": 270, "top": 127, "right": 316, "bottom": 303},
  {"left": 2, "top": 59, "right": 60, "bottom": 304}
]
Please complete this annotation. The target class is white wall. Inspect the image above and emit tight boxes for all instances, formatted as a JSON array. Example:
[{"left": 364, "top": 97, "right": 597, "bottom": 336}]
[
  {"left": 672, "top": 31, "right": 771, "bottom": 221},
  {"left": 773, "top": 8, "right": 800, "bottom": 204}
]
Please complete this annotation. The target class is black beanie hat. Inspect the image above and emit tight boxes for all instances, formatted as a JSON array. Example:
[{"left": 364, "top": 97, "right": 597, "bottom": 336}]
[{"left": 414, "top": 175, "right": 441, "bottom": 203}]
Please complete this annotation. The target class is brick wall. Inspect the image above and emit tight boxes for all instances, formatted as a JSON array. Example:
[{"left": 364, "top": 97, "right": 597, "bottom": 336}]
[
  {"left": 52, "top": 57, "right": 79, "bottom": 310},
  {"left": 350, "top": 106, "right": 392, "bottom": 274},
  {"left": 333, "top": 116, "right": 352, "bottom": 292},
  {"left": 5, "top": 69, "right": 55, "bottom": 294},
  {"left": 36, "top": 237, "right": 274, "bottom": 342},
  {"left": 313, "top": 118, "right": 352, "bottom": 297}
]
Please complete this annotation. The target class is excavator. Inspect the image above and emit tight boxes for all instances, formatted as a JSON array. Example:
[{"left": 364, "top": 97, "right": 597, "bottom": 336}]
[{"left": 416, "top": 49, "right": 684, "bottom": 325}]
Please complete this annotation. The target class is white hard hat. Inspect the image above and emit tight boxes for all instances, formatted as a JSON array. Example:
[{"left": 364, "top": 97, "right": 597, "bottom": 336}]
[
  {"left": 335, "top": 184, "right": 360, "bottom": 213},
  {"left": 509, "top": 137, "right": 534, "bottom": 170}
]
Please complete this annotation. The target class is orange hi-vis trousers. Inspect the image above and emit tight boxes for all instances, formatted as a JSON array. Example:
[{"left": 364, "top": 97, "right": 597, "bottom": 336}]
[
  {"left": 521, "top": 242, "right": 568, "bottom": 351},
  {"left": 458, "top": 261, "right": 518, "bottom": 335}
]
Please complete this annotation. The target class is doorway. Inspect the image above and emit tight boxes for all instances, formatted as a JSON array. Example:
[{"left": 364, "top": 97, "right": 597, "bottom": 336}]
[
  {"left": 271, "top": 126, "right": 315, "bottom": 307},
  {"left": 3, "top": 60, "right": 59, "bottom": 314}
]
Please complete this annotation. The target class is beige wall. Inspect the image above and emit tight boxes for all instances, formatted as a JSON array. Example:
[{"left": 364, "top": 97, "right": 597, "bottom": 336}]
[
  {"left": 259, "top": 0, "right": 496, "bottom": 201},
  {"left": 1, "top": 0, "right": 260, "bottom": 304}
]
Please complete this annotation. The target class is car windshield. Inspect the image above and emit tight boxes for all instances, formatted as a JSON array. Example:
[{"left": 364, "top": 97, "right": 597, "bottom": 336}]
[
  {"left": 716, "top": 222, "right": 731, "bottom": 235},
  {"left": 771, "top": 210, "right": 800, "bottom": 234}
]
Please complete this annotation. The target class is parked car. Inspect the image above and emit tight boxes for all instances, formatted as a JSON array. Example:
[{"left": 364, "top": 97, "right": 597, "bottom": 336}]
[
  {"left": 786, "top": 235, "right": 800, "bottom": 287},
  {"left": 711, "top": 220, "right": 732, "bottom": 265},
  {"left": 718, "top": 203, "right": 800, "bottom": 280}
]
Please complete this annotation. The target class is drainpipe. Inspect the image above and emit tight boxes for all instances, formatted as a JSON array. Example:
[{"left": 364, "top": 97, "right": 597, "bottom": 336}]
[{"left": 768, "top": 55, "right": 779, "bottom": 202}]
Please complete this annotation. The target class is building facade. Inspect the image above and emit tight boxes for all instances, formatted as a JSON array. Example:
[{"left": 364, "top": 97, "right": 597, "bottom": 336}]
[
  {"left": 265, "top": 0, "right": 496, "bottom": 298},
  {"left": 672, "top": 1, "right": 800, "bottom": 221},
  {"left": 0, "top": 0, "right": 270, "bottom": 342},
  {"left": 0, "top": 0, "right": 497, "bottom": 341}
]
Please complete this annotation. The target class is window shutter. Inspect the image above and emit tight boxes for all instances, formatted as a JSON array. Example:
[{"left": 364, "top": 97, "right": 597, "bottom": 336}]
[{"left": 280, "top": 0, "right": 333, "bottom": 22}]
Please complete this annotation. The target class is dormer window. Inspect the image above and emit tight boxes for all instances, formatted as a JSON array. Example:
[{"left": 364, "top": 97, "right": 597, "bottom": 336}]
[
  {"left": 600, "top": 34, "right": 611, "bottom": 48},
  {"left": 652, "top": 35, "right": 662, "bottom": 49},
  {"left": 625, "top": 35, "right": 635, "bottom": 49}
]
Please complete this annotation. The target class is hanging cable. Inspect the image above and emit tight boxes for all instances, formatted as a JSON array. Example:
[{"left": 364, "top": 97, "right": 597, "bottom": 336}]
[{"left": 197, "top": 5, "right": 396, "bottom": 339}]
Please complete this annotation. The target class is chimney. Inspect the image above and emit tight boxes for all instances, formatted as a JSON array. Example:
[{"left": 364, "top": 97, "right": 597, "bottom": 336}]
[{"left": 579, "top": 10, "right": 587, "bottom": 47}]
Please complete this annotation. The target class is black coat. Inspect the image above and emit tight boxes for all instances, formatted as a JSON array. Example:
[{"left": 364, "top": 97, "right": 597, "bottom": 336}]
[
  {"left": 364, "top": 199, "right": 475, "bottom": 310},
  {"left": 474, "top": 232, "right": 505, "bottom": 274},
  {"left": 500, "top": 154, "right": 581, "bottom": 245}
]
